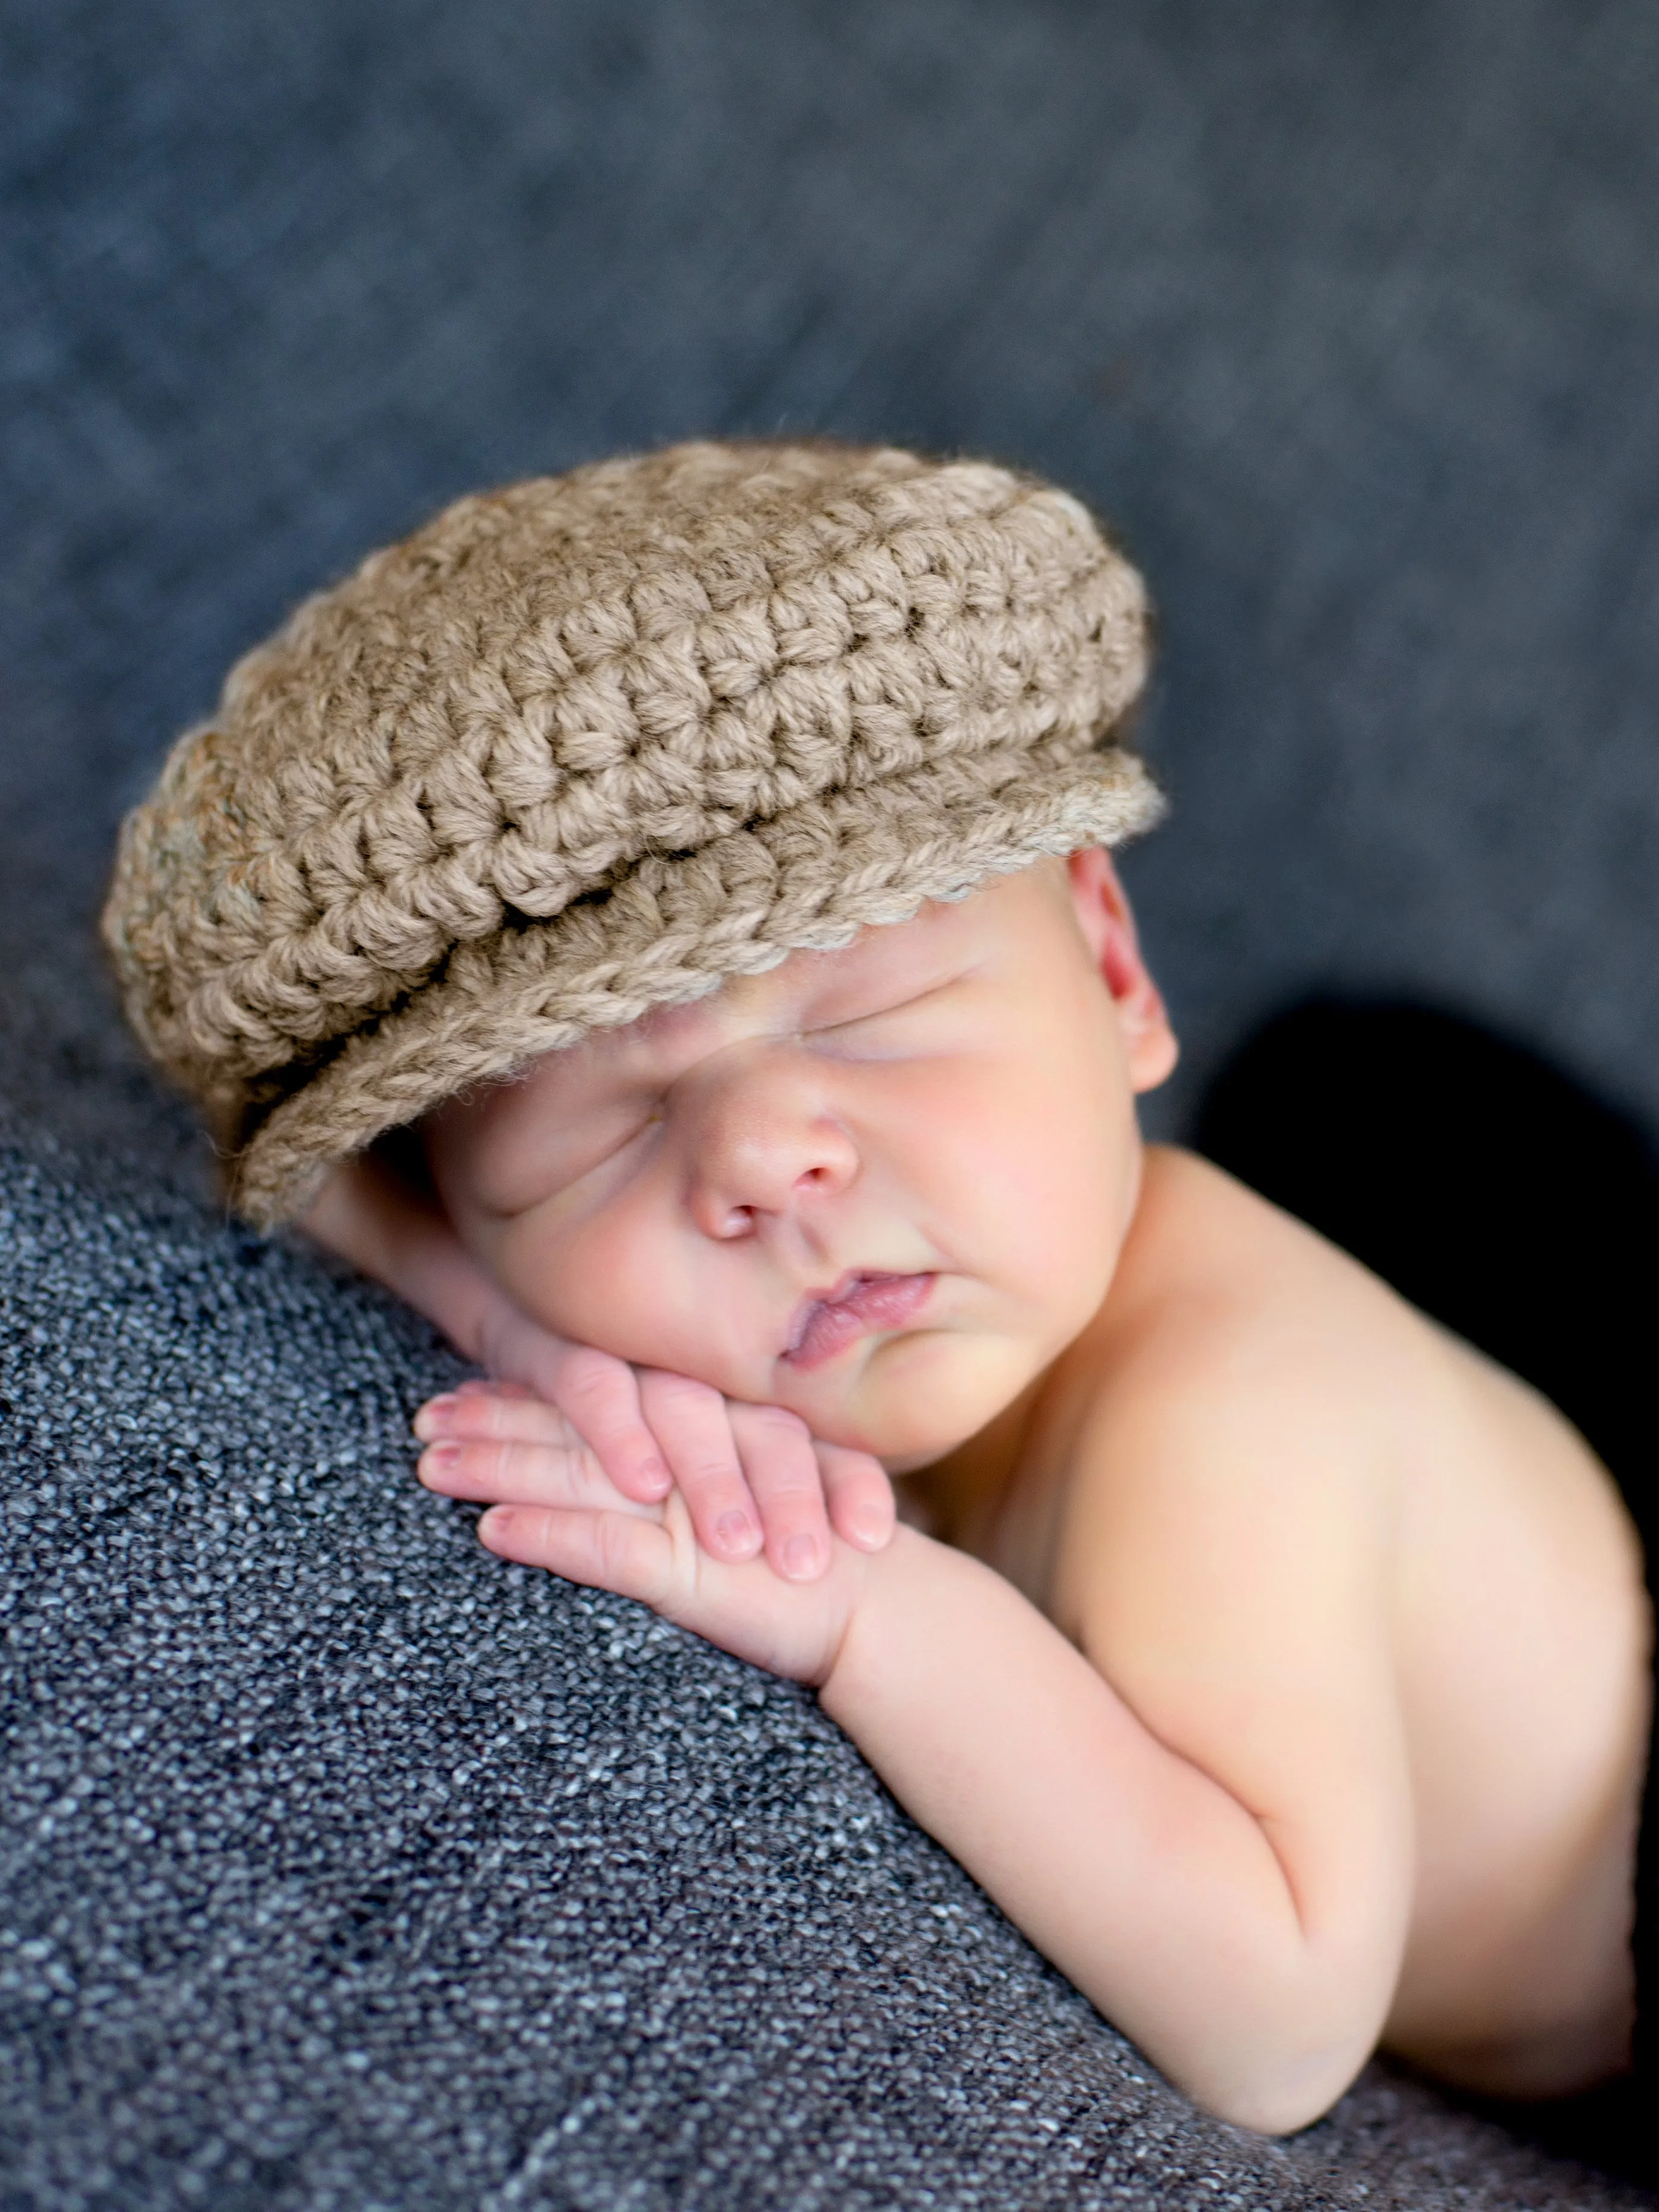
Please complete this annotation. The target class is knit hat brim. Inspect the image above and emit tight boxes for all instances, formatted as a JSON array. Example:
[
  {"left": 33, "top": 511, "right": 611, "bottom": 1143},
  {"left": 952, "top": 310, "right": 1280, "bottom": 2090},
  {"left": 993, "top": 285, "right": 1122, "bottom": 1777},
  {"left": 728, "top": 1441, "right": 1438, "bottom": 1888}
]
[
  {"left": 231, "top": 742, "right": 1162, "bottom": 1228},
  {"left": 103, "top": 441, "right": 1166, "bottom": 1222}
]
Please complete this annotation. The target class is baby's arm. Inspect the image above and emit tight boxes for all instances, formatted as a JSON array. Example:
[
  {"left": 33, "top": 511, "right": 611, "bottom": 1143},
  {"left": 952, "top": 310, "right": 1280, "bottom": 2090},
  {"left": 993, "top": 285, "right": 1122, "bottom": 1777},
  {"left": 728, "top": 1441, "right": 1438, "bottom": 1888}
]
[
  {"left": 419, "top": 1374, "right": 1414, "bottom": 2137},
  {"left": 302, "top": 1152, "right": 894, "bottom": 1579}
]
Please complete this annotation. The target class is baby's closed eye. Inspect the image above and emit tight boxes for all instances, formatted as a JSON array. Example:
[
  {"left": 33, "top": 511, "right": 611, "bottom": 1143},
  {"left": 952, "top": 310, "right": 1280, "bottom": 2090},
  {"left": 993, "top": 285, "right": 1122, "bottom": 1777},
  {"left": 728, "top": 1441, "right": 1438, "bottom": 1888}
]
[
  {"left": 803, "top": 976, "right": 973, "bottom": 1052},
  {"left": 542, "top": 1098, "right": 664, "bottom": 1185}
]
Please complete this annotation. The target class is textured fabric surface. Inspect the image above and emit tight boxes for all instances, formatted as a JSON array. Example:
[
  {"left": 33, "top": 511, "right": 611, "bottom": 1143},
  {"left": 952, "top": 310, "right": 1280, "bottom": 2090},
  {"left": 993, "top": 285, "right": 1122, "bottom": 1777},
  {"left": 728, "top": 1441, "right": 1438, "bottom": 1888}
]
[
  {"left": 103, "top": 441, "right": 1156, "bottom": 1226},
  {"left": 1, "top": 1110, "right": 1651, "bottom": 2211},
  {"left": 7, "top": 1, "right": 1659, "bottom": 2204}
]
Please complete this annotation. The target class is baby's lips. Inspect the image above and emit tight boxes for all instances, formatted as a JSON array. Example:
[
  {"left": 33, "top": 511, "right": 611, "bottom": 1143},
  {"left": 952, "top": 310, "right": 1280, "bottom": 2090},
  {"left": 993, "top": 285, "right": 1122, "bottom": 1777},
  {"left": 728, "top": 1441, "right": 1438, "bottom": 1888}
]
[
  {"left": 782, "top": 1272, "right": 936, "bottom": 1370},
  {"left": 782, "top": 1267, "right": 881, "bottom": 1359}
]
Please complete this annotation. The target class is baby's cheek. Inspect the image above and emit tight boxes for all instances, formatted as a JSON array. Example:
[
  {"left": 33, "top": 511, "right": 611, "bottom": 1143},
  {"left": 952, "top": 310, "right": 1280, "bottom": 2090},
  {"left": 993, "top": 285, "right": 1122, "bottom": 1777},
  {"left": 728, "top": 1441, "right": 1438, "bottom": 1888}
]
[
  {"left": 1035, "top": 1093, "right": 1136, "bottom": 1259},
  {"left": 489, "top": 1212, "right": 618, "bottom": 1340},
  {"left": 496, "top": 1212, "right": 733, "bottom": 1381},
  {"left": 958, "top": 1105, "right": 1126, "bottom": 1309}
]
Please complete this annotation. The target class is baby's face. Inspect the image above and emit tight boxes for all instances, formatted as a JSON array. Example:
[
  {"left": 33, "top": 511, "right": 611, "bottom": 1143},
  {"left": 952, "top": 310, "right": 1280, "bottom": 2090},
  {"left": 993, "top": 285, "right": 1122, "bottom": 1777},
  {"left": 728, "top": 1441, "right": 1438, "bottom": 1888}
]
[{"left": 425, "top": 850, "right": 1176, "bottom": 1471}]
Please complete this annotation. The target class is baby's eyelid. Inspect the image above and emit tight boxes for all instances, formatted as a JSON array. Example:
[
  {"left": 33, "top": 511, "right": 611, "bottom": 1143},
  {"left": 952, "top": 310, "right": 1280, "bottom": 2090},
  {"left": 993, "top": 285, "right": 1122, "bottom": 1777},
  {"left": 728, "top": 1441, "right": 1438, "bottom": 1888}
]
[
  {"left": 538, "top": 981, "right": 950, "bottom": 1180},
  {"left": 523, "top": 1102, "right": 661, "bottom": 1196},
  {"left": 552, "top": 977, "right": 965, "bottom": 1139},
  {"left": 808, "top": 977, "right": 961, "bottom": 1034}
]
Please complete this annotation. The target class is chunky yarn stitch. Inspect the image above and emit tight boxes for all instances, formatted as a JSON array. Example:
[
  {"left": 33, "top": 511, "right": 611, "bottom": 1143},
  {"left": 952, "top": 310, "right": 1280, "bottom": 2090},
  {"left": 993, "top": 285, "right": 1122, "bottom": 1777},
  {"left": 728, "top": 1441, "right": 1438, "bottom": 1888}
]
[{"left": 103, "top": 439, "right": 1161, "bottom": 1227}]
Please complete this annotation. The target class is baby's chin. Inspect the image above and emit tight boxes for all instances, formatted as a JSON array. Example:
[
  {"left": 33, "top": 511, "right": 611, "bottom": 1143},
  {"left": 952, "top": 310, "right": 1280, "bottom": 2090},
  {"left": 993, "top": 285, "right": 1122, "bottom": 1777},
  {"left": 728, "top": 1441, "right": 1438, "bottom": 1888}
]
[{"left": 772, "top": 1332, "right": 1034, "bottom": 1471}]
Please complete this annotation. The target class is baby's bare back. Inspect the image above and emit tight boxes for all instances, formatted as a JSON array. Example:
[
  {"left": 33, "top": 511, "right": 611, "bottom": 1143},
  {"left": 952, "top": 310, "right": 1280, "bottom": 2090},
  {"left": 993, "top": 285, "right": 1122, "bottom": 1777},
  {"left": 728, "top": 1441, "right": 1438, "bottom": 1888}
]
[
  {"left": 989, "top": 1147, "right": 1651, "bottom": 2100},
  {"left": 1378, "top": 1291, "right": 1649, "bottom": 2091}
]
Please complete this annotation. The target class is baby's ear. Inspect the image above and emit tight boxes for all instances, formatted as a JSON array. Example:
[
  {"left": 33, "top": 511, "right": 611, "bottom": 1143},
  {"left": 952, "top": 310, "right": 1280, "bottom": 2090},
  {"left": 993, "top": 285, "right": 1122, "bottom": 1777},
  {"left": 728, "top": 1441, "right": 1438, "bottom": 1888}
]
[{"left": 1063, "top": 848, "right": 1179, "bottom": 1093}]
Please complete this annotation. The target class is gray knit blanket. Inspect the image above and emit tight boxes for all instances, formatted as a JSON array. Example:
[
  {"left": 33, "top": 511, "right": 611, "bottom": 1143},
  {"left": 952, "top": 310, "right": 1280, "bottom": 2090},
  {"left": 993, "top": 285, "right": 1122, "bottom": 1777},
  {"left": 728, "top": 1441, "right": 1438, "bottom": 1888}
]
[
  {"left": 9, "top": 0, "right": 1659, "bottom": 2195},
  {"left": 1, "top": 1108, "right": 1649, "bottom": 2208}
]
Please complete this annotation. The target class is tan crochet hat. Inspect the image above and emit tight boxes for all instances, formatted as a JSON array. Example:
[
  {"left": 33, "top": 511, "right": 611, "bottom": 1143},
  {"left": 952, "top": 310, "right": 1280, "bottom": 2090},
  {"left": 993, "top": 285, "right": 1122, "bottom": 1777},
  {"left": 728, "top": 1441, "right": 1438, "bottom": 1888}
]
[{"left": 104, "top": 438, "right": 1162, "bottom": 1228}]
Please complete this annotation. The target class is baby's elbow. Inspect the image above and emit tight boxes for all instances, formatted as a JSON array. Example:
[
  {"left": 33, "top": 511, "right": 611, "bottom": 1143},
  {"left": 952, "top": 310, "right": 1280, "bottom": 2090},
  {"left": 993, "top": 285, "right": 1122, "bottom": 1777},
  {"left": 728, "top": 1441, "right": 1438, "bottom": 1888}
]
[
  {"left": 1187, "top": 1894, "right": 1404, "bottom": 2134},
  {"left": 1190, "top": 2030, "right": 1375, "bottom": 2139},
  {"left": 1203, "top": 2071, "right": 1350, "bottom": 2140},
  {"left": 1166, "top": 1968, "right": 1387, "bottom": 2135}
]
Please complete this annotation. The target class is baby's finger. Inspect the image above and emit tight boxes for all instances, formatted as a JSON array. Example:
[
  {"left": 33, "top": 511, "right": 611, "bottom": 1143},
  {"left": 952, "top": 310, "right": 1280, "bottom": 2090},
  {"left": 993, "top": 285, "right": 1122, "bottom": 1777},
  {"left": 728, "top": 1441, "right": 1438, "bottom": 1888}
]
[
  {"left": 546, "top": 1345, "right": 673, "bottom": 1504},
  {"left": 635, "top": 1368, "right": 762, "bottom": 1563},
  {"left": 478, "top": 1503, "right": 679, "bottom": 1612},
  {"left": 416, "top": 1385, "right": 581, "bottom": 1449},
  {"left": 418, "top": 1432, "right": 625, "bottom": 1511},
  {"left": 727, "top": 1401, "right": 832, "bottom": 1582},
  {"left": 817, "top": 1443, "right": 897, "bottom": 1553}
]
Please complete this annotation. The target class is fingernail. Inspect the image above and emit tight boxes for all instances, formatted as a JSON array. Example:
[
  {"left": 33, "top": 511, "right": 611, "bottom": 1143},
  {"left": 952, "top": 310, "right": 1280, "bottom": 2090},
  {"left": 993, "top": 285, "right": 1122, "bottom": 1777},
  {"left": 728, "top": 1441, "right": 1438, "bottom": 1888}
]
[
  {"left": 423, "top": 1439, "right": 460, "bottom": 1470},
  {"left": 850, "top": 1512, "right": 888, "bottom": 1550},
  {"left": 783, "top": 1534, "right": 822, "bottom": 1581},
  {"left": 715, "top": 1510, "right": 757, "bottom": 1555},
  {"left": 638, "top": 1456, "right": 670, "bottom": 1497},
  {"left": 420, "top": 1394, "right": 458, "bottom": 1428}
]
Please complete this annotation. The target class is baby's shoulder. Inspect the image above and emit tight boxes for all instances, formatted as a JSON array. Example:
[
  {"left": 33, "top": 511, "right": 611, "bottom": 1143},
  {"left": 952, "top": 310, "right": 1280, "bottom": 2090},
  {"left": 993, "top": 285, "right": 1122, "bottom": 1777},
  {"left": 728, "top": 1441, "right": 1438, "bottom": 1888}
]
[
  {"left": 1085, "top": 1143, "right": 1429, "bottom": 1426},
  {"left": 1020, "top": 1150, "right": 1420, "bottom": 1806}
]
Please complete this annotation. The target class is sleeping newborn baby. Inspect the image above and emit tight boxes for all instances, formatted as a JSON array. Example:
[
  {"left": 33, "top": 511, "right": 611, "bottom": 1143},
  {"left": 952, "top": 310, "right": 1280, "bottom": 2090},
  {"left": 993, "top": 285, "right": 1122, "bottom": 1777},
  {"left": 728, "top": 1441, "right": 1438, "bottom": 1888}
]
[{"left": 104, "top": 439, "right": 1653, "bottom": 2135}]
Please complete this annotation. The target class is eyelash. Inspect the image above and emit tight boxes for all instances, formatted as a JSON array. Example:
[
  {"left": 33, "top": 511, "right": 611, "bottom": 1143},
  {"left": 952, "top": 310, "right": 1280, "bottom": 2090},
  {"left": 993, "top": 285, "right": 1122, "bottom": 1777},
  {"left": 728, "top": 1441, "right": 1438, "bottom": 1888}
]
[
  {"left": 812, "top": 979, "right": 956, "bottom": 1035},
  {"left": 812, "top": 1008, "right": 899, "bottom": 1038}
]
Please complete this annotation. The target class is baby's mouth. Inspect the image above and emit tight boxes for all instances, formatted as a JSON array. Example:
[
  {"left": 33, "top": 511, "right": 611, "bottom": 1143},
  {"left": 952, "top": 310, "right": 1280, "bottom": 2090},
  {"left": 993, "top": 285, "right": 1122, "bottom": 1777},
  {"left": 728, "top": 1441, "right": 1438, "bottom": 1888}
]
[{"left": 782, "top": 1272, "right": 935, "bottom": 1370}]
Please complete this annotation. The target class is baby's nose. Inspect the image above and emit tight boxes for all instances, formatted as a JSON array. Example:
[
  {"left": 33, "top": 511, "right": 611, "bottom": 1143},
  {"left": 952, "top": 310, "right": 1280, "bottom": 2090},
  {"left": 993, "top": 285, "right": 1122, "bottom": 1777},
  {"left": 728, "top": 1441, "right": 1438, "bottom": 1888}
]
[{"left": 680, "top": 1052, "right": 858, "bottom": 1237}]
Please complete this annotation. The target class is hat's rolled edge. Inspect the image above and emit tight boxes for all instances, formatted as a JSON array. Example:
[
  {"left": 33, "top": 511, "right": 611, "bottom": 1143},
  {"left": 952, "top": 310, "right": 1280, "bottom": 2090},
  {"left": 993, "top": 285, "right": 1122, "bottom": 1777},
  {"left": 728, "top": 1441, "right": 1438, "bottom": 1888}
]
[{"left": 233, "top": 748, "right": 1165, "bottom": 1231}]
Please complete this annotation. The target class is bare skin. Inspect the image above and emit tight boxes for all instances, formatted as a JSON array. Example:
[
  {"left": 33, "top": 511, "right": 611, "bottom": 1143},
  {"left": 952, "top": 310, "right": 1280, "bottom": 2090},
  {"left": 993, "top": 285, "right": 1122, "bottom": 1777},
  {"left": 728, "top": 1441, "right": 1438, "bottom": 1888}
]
[
  {"left": 933, "top": 1148, "right": 1649, "bottom": 2106},
  {"left": 317, "top": 852, "right": 1652, "bottom": 2134},
  {"left": 305, "top": 1148, "right": 897, "bottom": 1581}
]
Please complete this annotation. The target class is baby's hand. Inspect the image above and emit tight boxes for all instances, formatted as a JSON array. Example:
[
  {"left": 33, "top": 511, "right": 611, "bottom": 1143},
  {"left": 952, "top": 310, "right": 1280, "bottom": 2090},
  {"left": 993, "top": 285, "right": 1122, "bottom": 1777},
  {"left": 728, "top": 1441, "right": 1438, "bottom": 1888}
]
[
  {"left": 301, "top": 1150, "right": 896, "bottom": 1581},
  {"left": 416, "top": 1388, "right": 871, "bottom": 1681},
  {"left": 416, "top": 1364, "right": 893, "bottom": 1584}
]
